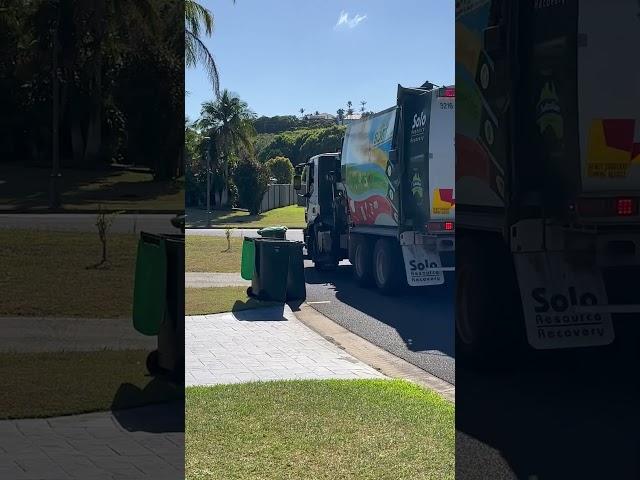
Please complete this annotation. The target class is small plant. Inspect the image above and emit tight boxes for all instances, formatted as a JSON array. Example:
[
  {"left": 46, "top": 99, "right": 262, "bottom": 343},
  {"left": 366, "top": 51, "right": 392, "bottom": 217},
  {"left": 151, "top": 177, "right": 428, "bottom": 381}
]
[
  {"left": 224, "top": 227, "right": 231, "bottom": 252},
  {"left": 88, "top": 206, "right": 123, "bottom": 269}
]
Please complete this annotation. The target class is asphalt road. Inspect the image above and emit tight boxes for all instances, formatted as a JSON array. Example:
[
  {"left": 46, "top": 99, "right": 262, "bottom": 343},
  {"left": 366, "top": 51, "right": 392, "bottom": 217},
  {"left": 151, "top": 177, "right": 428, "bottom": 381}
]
[
  {"left": 304, "top": 260, "right": 455, "bottom": 385},
  {"left": 456, "top": 328, "right": 640, "bottom": 479}
]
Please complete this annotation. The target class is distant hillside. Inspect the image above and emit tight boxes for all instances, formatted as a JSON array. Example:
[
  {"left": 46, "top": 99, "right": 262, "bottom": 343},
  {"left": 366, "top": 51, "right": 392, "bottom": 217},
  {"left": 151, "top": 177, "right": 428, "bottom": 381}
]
[
  {"left": 256, "top": 125, "right": 346, "bottom": 166},
  {"left": 253, "top": 115, "right": 337, "bottom": 134}
]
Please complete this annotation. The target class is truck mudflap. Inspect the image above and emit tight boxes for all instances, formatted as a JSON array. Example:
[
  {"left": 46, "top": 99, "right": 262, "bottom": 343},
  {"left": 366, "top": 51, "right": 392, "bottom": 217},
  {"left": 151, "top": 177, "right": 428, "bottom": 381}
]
[
  {"left": 401, "top": 244, "right": 445, "bottom": 286},
  {"left": 513, "top": 252, "right": 615, "bottom": 349}
]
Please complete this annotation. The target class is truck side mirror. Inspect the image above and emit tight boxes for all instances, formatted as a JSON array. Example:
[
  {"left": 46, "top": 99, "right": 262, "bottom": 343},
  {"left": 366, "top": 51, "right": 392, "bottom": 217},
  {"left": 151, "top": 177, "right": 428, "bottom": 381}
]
[
  {"left": 293, "top": 174, "right": 302, "bottom": 190},
  {"left": 483, "top": 25, "right": 503, "bottom": 55}
]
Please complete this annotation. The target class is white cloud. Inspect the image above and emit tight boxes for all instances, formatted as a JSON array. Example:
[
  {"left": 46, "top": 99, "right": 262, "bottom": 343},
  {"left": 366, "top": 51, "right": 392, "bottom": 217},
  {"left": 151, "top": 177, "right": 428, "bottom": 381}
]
[{"left": 335, "top": 10, "right": 367, "bottom": 29}]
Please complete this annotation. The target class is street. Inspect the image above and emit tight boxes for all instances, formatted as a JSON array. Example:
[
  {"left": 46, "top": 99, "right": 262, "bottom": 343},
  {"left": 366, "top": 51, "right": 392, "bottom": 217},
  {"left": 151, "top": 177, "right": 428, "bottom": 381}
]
[
  {"left": 456, "top": 318, "right": 640, "bottom": 479},
  {"left": 305, "top": 261, "right": 455, "bottom": 385},
  {"left": 0, "top": 213, "right": 182, "bottom": 233}
]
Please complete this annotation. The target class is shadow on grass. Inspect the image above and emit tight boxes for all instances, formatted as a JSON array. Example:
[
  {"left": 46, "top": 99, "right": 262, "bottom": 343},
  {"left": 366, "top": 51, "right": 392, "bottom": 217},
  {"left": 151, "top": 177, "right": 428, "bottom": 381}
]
[
  {"left": 0, "top": 163, "right": 182, "bottom": 212},
  {"left": 185, "top": 208, "right": 266, "bottom": 229}
]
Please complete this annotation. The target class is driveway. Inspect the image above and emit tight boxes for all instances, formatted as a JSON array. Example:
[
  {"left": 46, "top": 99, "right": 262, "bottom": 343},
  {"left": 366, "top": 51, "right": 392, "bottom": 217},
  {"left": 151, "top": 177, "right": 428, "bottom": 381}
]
[{"left": 186, "top": 304, "right": 385, "bottom": 386}]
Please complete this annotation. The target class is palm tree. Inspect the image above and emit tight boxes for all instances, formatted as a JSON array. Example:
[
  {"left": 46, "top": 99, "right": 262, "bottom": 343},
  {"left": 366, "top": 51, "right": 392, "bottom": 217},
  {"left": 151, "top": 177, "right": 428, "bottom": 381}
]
[
  {"left": 185, "top": 0, "right": 232, "bottom": 97},
  {"left": 336, "top": 108, "right": 345, "bottom": 125},
  {"left": 346, "top": 100, "right": 353, "bottom": 116},
  {"left": 360, "top": 100, "right": 367, "bottom": 113},
  {"left": 198, "top": 90, "right": 256, "bottom": 205},
  {"left": 299, "top": 107, "right": 305, "bottom": 118}
]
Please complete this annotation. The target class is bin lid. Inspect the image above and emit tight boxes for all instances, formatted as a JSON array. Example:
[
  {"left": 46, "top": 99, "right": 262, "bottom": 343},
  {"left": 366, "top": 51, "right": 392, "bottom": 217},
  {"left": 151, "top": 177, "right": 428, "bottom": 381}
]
[{"left": 257, "top": 225, "right": 288, "bottom": 234}]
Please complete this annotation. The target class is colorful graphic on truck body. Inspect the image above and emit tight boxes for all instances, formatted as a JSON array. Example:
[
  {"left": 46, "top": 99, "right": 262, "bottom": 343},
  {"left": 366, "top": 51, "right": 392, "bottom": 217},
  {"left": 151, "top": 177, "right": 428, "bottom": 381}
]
[
  {"left": 343, "top": 108, "right": 399, "bottom": 226},
  {"left": 455, "top": 0, "right": 507, "bottom": 208}
]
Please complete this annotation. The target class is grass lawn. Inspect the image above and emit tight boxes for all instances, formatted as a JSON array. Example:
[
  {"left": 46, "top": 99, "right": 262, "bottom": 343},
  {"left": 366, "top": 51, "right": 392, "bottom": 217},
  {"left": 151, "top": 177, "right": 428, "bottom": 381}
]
[
  {"left": 0, "top": 230, "right": 137, "bottom": 318},
  {"left": 186, "top": 286, "right": 280, "bottom": 316},
  {"left": 0, "top": 164, "right": 183, "bottom": 212},
  {"left": 0, "top": 350, "right": 182, "bottom": 419},
  {"left": 186, "top": 236, "right": 243, "bottom": 272},
  {"left": 186, "top": 379, "right": 454, "bottom": 480},
  {"left": 186, "top": 205, "right": 305, "bottom": 229}
]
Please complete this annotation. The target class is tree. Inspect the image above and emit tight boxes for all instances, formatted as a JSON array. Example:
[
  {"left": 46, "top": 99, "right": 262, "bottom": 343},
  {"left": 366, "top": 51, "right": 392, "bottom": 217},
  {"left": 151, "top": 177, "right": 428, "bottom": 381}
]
[
  {"left": 299, "top": 108, "right": 305, "bottom": 118},
  {"left": 198, "top": 90, "right": 256, "bottom": 206},
  {"left": 233, "top": 154, "right": 269, "bottom": 215},
  {"left": 346, "top": 100, "right": 354, "bottom": 116},
  {"left": 336, "top": 108, "right": 345, "bottom": 125},
  {"left": 185, "top": 0, "right": 223, "bottom": 96},
  {"left": 360, "top": 100, "right": 367, "bottom": 113},
  {"left": 266, "top": 156, "right": 294, "bottom": 184}
]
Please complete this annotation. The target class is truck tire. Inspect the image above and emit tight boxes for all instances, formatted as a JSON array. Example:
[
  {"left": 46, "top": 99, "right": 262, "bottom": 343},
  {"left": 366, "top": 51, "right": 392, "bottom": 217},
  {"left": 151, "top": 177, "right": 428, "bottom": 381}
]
[
  {"left": 352, "top": 235, "right": 374, "bottom": 286},
  {"left": 456, "top": 235, "right": 525, "bottom": 367},
  {"left": 373, "top": 238, "right": 405, "bottom": 295}
]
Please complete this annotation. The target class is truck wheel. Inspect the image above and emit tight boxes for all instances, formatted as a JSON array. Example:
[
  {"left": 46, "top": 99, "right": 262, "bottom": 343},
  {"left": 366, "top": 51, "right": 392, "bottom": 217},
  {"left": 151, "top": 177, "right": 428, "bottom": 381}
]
[
  {"left": 455, "top": 236, "right": 524, "bottom": 367},
  {"left": 373, "top": 238, "right": 404, "bottom": 295},
  {"left": 352, "top": 235, "right": 374, "bottom": 286}
]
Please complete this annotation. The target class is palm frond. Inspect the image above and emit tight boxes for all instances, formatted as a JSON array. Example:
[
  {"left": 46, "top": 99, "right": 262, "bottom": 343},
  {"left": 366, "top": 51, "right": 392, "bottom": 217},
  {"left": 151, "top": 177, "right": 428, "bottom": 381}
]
[{"left": 185, "top": 29, "right": 219, "bottom": 97}]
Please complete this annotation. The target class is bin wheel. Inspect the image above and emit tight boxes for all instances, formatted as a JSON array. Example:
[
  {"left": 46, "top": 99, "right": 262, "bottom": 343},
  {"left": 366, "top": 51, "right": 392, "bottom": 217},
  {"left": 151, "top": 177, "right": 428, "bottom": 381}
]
[
  {"left": 247, "top": 286, "right": 254, "bottom": 298},
  {"left": 146, "top": 350, "right": 160, "bottom": 375}
]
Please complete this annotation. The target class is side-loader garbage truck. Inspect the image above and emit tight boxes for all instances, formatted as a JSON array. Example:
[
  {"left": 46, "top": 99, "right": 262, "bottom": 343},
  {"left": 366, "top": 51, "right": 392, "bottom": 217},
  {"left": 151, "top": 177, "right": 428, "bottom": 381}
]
[
  {"left": 456, "top": 0, "right": 640, "bottom": 359},
  {"left": 294, "top": 83, "right": 455, "bottom": 294}
]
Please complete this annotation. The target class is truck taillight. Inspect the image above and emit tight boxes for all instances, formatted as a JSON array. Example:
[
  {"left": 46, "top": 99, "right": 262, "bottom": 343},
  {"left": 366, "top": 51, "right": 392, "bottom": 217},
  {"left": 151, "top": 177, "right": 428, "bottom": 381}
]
[
  {"left": 427, "top": 221, "right": 455, "bottom": 232},
  {"left": 575, "top": 197, "right": 638, "bottom": 217},
  {"left": 617, "top": 198, "right": 634, "bottom": 216},
  {"left": 439, "top": 87, "right": 455, "bottom": 97}
]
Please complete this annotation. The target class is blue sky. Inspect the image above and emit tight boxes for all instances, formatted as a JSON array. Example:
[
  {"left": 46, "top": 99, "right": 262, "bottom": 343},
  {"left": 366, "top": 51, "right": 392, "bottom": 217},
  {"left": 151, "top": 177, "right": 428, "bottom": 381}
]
[{"left": 185, "top": 0, "right": 454, "bottom": 120}]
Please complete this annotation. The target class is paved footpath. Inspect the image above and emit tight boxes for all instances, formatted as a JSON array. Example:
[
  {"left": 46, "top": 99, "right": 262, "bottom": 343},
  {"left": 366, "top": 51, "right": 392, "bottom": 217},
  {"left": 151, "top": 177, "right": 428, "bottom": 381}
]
[
  {"left": 186, "top": 305, "right": 385, "bottom": 386},
  {"left": 185, "top": 272, "right": 249, "bottom": 288},
  {"left": 186, "top": 228, "right": 304, "bottom": 241},
  {"left": 0, "top": 402, "right": 184, "bottom": 480},
  {"left": 0, "top": 317, "right": 156, "bottom": 352}
]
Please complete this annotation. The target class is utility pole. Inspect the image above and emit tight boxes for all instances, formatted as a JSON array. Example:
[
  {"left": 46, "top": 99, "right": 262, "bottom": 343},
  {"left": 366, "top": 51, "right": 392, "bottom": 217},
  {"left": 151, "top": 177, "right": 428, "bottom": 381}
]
[
  {"left": 49, "top": 11, "right": 61, "bottom": 210},
  {"left": 204, "top": 136, "right": 211, "bottom": 213}
]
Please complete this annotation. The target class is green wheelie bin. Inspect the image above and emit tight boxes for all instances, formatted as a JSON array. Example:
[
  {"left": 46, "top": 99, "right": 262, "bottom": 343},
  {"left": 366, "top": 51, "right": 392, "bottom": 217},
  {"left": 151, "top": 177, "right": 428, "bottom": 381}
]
[
  {"left": 286, "top": 241, "right": 306, "bottom": 302},
  {"left": 257, "top": 225, "right": 288, "bottom": 239},
  {"left": 241, "top": 237, "right": 256, "bottom": 280},
  {"left": 247, "top": 238, "right": 306, "bottom": 302},
  {"left": 248, "top": 238, "right": 290, "bottom": 302},
  {"left": 132, "top": 231, "right": 184, "bottom": 382}
]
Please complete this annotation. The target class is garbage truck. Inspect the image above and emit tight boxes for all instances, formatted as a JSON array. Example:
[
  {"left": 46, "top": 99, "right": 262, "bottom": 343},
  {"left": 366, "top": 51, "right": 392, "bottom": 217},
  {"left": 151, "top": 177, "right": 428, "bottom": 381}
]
[
  {"left": 294, "top": 83, "right": 455, "bottom": 294},
  {"left": 455, "top": 0, "right": 640, "bottom": 359}
]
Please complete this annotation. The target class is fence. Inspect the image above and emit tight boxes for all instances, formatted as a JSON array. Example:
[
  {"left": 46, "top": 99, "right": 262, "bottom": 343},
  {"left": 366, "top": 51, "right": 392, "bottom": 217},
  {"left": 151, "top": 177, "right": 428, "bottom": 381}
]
[{"left": 260, "top": 183, "right": 304, "bottom": 213}]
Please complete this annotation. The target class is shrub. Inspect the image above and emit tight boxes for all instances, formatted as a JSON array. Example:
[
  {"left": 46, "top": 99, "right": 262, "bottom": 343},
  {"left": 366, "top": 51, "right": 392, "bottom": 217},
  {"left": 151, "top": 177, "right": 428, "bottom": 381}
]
[
  {"left": 233, "top": 155, "right": 269, "bottom": 215},
  {"left": 265, "top": 156, "right": 294, "bottom": 184}
]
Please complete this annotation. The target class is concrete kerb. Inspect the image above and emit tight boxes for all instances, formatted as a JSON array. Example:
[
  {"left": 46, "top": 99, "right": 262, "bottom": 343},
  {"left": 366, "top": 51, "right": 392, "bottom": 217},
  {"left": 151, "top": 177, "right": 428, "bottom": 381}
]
[{"left": 293, "top": 302, "right": 456, "bottom": 403}]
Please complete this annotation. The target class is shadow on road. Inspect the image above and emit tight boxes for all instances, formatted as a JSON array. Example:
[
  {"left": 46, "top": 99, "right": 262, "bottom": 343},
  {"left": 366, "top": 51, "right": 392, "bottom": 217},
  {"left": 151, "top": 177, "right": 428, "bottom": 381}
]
[
  {"left": 230, "top": 302, "right": 287, "bottom": 321},
  {"left": 304, "top": 263, "right": 455, "bottom": 357},
  {"left": 456, "top": 321, "right": 640, "bottom": 479}
]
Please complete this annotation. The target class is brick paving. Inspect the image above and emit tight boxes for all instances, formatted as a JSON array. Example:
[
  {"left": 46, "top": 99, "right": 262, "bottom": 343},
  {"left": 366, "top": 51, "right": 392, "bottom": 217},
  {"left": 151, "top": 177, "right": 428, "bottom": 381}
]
[
  {"left": 186, "top": 305, "right": 385, "bottom": 386},
  {"left": 0, "top": 402, "right": 183, "bottom": 479},
  {"left": 185, "top": 272, "right": 249, "bottom": 288}
]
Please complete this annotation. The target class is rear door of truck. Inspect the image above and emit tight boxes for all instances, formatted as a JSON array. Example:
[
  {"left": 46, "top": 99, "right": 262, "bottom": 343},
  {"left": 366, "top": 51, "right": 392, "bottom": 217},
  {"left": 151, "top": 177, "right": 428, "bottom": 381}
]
[
  {"left": 578, "top": 0, "right": 640, "bottom": 195},
  {"left": 428, "top": 86, "right": 456, "bottom": 224}
]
